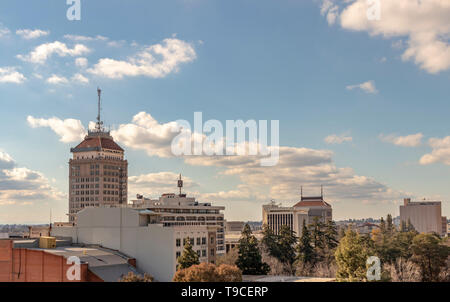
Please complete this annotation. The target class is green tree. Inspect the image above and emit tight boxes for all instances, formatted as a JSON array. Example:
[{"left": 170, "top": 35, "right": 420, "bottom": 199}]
[
  {"left": 310, "top": 217, "right": 325, "bottom": 251},
  {"left": 119, "top": 272, "right": 154, "bottom": 282},
  {"left": 236, "top": 224, "right": 270, "bottom": 275},
  {"left": 400, "top": 220, "right": 407, "bottom": 232},
  {"left": 178, "top": 237, "right": 200, "bottom": 269},
  {"left": 296, "top": 220, "right": 315, "bottom": 264},
  {"left": 277, "top": 225, "right": 298, "bottom": 272},
  {"left": 379, "top": 217, "right": 386, "bottom": 234},
  {"left": 386, "top": 214, "right": 394, "bottom": 234},
  {"left": 410, "top": 233, "right": 450, "bottom": 282},
  {"left": 323, "top": 220, "right": 339, "bottom": 251},
  {"left": 406, "top": 219, "right": 415, "bottom": 232},
  {"left": 335, "top": 229, "right": 373, "bottom": 282},
  {"left": 261, "top": 224, "right": 280, "bottom": 259}
]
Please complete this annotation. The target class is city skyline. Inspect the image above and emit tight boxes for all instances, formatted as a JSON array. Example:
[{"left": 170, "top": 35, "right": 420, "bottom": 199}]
[{"left": 1, "top": 0, "right": 450, "bottom": 223}]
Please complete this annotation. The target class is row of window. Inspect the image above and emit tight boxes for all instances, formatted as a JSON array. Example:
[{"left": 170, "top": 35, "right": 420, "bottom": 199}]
[
  {"left": 72, "top": 190, "right": 126, "bottom": 196},
  {"left": 176, "top": 237, "right": 207, "bottom": 247},
  {"left": 72, "top": 184, "right": 100, "bottom": 189},
  {"left": 153, "top": 209, "right": 221, "bottom": 215},
  {"left": 71, "top": 196, "right": 126, "bottom": 203}
]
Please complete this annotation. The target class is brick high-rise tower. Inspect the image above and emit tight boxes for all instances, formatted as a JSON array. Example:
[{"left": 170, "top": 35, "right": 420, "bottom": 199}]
[{"left": 68, "top": 88, "right": 128, "bottom": 223}]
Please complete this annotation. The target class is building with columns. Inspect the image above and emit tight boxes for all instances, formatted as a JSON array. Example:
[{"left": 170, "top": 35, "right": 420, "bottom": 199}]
[{"left": 262, "top": 188, "right": 332, "bottom": 236}]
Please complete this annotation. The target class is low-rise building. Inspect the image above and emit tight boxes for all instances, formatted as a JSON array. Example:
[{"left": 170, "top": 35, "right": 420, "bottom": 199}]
[
  {"left": 0, "top": 238, "right": 139, "bottom": 282},
  {"left": 225, "top": 231, "right": 263, "bottom": 253},
  {"left": 51, "top": 207, "right": 217, "bottom": 281}
]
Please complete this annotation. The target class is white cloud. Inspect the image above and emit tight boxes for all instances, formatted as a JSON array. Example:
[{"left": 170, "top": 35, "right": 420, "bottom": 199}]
[
  {"left": 321, "top": 0, "right": 450, "bottom": 74},
  {"left": 128, "top": 172, "right": 198, "bottom": 199},
  {"left": 0, "top": 67, "right": 26, "bottom": 84},
  {"left": 71, "top": 73, "right": 89, "bottom": 84},
  {"left": 0, "top": 25, "right": 10, "bottom": 38},
  {"left": 420, "top": 136, "right": 450, "bottom": 165},
  {"left": 111, "top": 111, "right": 184, "bottom": 157},
  {"left": 17, "top": 41, "right": 90, "bottom": 64},
  {"left": 75, "top": 57, "right": 88, "bottom": 68},
  {"left": 16, "top": 29, "right": 50, "bottom": 40},
  {"left": 46, "top": 74, "right": 69, "bottom": 85},
  {"left": 346, "top": 80, "right": 377, "bottom": 94},
  {"left": 28, "top": 111, "right": 405, "bottom": 207},
  {"left": 380, "top": 133, "right": 423, "bottom": 147},
  {"left": 0, "top": 150, "right": 64, "bottom": 206},
  {"left": 63, "top": 34, "right": 108, "bottom": 42},
  {"left": 321, "top": 0, "right": 339, "bottom": 25},
  {"left": 0, "top": 150, "right": 15, "bottom": 169},
  {"left": 87, "top": 38, "right": 196, "bottom": 79},
  {"left": 183, "top": 146, "right": 403, "bottom": 204},
  {"left": 324, "top": 134, "right": 353, "bottom": 144},
  {"left": 27, "top": 116, "right": 87, "bottom": 143}
]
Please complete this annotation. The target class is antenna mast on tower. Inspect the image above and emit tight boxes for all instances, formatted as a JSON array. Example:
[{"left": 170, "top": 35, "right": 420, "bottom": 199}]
[
  {"left": 96, "top": 87, "right": 103, "bottom": 132},
  {"left": 178, "top": 174, "right": 184, "bottom": 196}
]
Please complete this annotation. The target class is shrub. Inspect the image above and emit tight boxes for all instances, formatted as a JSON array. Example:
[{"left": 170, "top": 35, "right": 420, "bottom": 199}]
[{"left": 173, "top": 263, "right": 242, "bottom": 282}]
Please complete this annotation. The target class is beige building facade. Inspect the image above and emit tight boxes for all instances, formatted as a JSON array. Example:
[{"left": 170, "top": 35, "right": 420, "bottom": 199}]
[{"left": 400, "top": 198, "right": 446, "bottom": 236}]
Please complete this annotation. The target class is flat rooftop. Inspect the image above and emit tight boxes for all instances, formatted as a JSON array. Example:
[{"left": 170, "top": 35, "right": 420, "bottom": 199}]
[{"left": 11, "top": 238, "right": 141, "bottom": 282}]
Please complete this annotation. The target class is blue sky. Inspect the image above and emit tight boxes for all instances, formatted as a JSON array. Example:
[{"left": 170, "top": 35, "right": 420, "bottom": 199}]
[{"left": 0, "top": 0, "right": 449, "bottom": 223}]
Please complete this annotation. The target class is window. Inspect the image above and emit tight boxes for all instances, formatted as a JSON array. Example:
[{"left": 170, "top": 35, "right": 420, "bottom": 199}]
[
  {"left": 210, "top": 249, "right": 214, "bottom": 256},
  {"left": 202, "top": 237, "right": 206, "bottom": 245},
  {"left": 176, "top": 239, "right": 181, "bottom": 247},
  {"left": 176, "top": 251, "right": 181, "bottom": 259},
  {"left": 202, "top": 250, "right": 206, "bottom": 257},
  {"left": 197, "top": 250, "right": 201, "bottom": 257},
  {"left": 196, "top": 237, "right": 201, "bottom": 246},
  {"left": 210, "top": 236, "right": 214, "bottom": 244}
]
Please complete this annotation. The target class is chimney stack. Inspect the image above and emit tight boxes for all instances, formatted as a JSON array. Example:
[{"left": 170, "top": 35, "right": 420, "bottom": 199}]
[{"left": 404, "top": 198, "right": 411, "bottom": 206}]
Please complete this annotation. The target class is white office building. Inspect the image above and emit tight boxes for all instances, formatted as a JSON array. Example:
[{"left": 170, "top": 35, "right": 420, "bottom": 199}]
[
  {"left": 51, "top": 207, "right": 218, "bottom": 281},
  {"left": 130, "top": 187, "right": 225, "bottom": 254}
]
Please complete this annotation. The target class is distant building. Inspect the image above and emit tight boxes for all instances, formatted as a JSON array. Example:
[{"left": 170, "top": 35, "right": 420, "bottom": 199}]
[
  {"left": 355, "top": 222, "right": 380, "bottom": 235},
  {"left": 225, "top": 231, "right": 263, "bottom": 253},
  {"left": 262, "top": 188, "right": 332, "bottom": 236},
  {"left": 68, "top": 88, "right": 128, "bottom": 223},
  {"left": 130, "top": 175, "right": 225, "bottom": 254},
  {"left": 225, "top": 221, "right": 245, "bottom": 232},
  {"left": 400, "top": 198, "right": 446, "bottom": 236},
  {"left": 51, "top": 207, "right": 218, "bottom": 281}
]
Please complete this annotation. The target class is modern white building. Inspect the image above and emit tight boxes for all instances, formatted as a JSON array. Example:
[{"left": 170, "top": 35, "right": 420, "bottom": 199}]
[
  {"left": 51, "top": 207, "right": 217, "bottom": 282},
  {"left": 400, "top": 198, "right": 447, "bottom": 236},
  {"left": 130, "top": 184, "right": 225, "bottom": 254},
  {"left": 262, "top": 193, "right": 332, "bottom": 236}
]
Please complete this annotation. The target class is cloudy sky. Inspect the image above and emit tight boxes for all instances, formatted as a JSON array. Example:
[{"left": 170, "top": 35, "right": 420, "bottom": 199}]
[{"left": 0, "top": 0, "right": 449, "bottom": 223}]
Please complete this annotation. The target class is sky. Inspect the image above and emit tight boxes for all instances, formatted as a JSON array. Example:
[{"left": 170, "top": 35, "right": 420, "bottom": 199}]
[{"left": 0, "top": 0, "right": 449, "bottom": 224}]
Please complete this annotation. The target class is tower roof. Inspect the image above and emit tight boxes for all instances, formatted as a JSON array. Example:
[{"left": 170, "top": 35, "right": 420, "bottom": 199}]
[
  {"left": 71, "top": 134, "right": 124, "bottom": 153},
  {"left": 70, "top": 88, "right": 124, "bottom": 153},
  {"left": 293, "top": 196, "right": 331, "bottom": 208}
]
